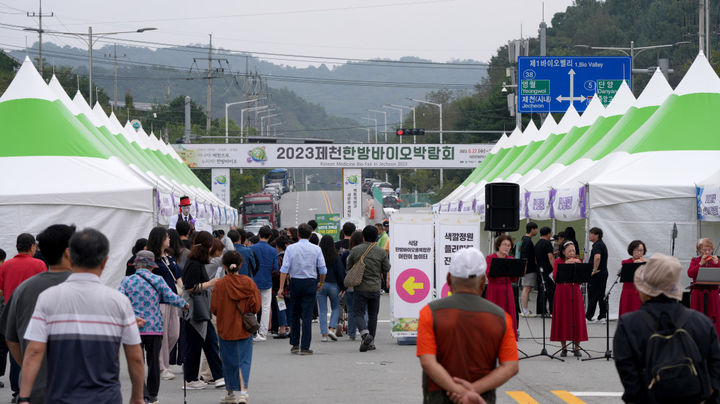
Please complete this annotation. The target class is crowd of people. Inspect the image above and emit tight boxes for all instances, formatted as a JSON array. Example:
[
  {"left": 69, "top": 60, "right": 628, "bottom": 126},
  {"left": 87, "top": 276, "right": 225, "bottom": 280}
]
[
  {"left": 0, "top": 212, "right": 394, "bottom": 404},
  {"left": 1, "top": 211, "right": 720, "bottom": 403}
]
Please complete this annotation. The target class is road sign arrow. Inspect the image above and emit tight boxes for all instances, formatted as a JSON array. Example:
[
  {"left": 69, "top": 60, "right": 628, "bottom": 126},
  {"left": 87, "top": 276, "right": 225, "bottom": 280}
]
[
  {"left": 556, "top": 69, "right": 587, "bottom": 104},
  {"left": 402, "top": 276, "right": 424, "bottom": 295}
]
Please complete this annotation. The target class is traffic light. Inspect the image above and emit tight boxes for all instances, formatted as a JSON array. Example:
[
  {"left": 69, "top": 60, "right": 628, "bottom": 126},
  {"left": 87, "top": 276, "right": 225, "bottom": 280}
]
[{"left": 396, "top": 128, "right": 425, "bottom": 136}]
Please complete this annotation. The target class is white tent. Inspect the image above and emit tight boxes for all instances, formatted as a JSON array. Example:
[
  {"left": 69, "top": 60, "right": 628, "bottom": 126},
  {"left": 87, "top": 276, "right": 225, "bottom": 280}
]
[{"left": 0, "top": 58, "right": 155, "bottom": 286}]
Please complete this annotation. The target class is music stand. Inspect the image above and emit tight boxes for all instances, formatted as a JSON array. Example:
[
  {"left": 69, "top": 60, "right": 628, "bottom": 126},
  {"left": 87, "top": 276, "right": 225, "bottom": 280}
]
[
  {"left": 551, "top": 263, "right": 592, "bottom": 360},
  {"left": 694, "top": 267, "right": 720, "bottom": 325},
  {"left": 584, "top": 262, "right": 645, "bottom": 362},
  {"left": 521, "top": 265, "right": 563, "bottom": 362},
  {"left": 489, "top": 258, "right": 526, "bottom": 356}
]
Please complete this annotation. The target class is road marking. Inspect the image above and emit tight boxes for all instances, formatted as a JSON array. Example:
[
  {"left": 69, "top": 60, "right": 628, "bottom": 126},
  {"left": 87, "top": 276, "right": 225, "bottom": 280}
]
[
  {"left": 506, "top": 391, "right": 539, "bottom": 404},
  {"left": 552, "top": 391, "right": 586, "bottom": 404},
  {"left": 569, "top": 392, "right": 623, "bottom": 397},
  {"left": 321, "top": 190, "right": 333, "bottom": 213}
]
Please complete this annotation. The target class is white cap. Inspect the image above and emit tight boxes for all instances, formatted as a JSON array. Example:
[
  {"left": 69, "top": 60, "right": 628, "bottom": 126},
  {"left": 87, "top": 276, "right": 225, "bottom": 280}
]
[{"left": 449, "top": 248, "right": 487, "bottom": 278}]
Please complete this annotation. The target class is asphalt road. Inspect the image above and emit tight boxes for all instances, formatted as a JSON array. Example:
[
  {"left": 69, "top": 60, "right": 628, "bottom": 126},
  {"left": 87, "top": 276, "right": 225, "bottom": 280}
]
[
  {"left": 107, "top": 290, "right": 626, "bottom": 404},
  {"left": 280, "top": 190, "right": 342, "bottom": 228}
]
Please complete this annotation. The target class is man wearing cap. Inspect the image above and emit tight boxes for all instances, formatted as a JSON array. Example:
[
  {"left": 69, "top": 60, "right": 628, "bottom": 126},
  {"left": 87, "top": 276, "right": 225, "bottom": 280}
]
[
  {"left": 614, "top": 254, "right": 720, "bottom": 403},
  {"left": 119, "top": 250, "right": 189, "bottom": 404},
  {"left": 417, "top": 248, "right": 518, "bottom": 404},
  {"left": 170, "top": 196, "right": 195, "bottom": 231}
]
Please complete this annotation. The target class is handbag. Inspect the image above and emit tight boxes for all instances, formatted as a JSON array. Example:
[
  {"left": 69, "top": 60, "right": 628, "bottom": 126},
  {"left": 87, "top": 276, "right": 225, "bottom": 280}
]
[
  {"left": 236, "top": 303, "right": 260, "bottom": 333},
  {"left": 190, "top": 289, "right": 211, "bottom": 322},
  {"left": 344, "top": 243, "right": 375, "bottom": 288}
]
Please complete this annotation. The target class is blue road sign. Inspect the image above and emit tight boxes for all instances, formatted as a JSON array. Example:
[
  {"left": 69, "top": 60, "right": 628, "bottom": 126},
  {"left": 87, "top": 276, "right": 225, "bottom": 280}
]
[{"left": 517, "top": 56, "right": 631, "bottom": 113}]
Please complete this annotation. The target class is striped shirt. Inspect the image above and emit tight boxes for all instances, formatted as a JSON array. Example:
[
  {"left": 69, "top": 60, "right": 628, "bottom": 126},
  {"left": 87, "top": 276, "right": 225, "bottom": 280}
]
[{"left": 25, "top": 272, "right": 141, "bottom": 404}]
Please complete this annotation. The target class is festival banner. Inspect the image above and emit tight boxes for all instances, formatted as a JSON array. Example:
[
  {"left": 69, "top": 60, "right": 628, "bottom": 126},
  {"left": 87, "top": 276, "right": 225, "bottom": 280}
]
[
  {"left": 524, "top": 190, "right": 554, "bottom": 220},
  {"left": 172, "top": 143, "right": 491, "bottom": 169},
  {"left": 157, "top": 192, "right": 175, "bottom": 225},
  {"left": 389, "top": 213, "right": 434, "bottom": 337},
  {"left": 342, "top": 169, "right": 362, "bottom": 219},
  {"left": 697, "top": 185, "right": 720, "bottom": 221},
  {"left": 211, "top": 168, "right": 231, "bottom": 206},
  {"left": 553, "top": 186, "right": 586, "bottom": 221},
  {"left": 435, "top": 214, "right": 481, "bottom": 299},
  {"left": 474, "top": 199, "right": 486, "bottom": 221}
]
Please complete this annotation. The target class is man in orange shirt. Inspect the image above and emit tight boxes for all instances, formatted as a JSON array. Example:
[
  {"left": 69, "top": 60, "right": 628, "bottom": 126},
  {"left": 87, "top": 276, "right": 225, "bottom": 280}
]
[{"left": 417, "top": 248, "right": 518, "bottom": 404}]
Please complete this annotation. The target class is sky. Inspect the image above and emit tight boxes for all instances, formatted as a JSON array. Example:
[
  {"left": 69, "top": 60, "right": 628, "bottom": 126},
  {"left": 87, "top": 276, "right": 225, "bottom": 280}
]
[{"left": 0, "top": 0, "right": 574, "bottom": 67}]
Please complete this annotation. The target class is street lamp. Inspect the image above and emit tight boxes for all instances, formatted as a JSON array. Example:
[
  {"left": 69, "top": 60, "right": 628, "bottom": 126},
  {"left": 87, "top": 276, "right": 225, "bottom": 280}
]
[
  {"left": 383, "top": 105, "right": 404, "bottom": 143},
  {"left": 574, "top": 41, "right": 689, "bottom": 92},
  {"left": 368, "top": 109, "right": 387, "bottom": 143},
  {"left": 390, "top": 104, "right": 417, "bottom": 144},
  {"left": 409, "top": 98, "right": 444, "bottom": 188},
  {"left": 268, "top": 122, "right": 283, "bottom": 136},
  {"left": 24, "top": 26, "right": 156, "bottom": 105},
  {"left": 361, "top": 117, "right": 378, "bottom": 143},
  {"left": 260, "top": 114, "right": 279, "bottom": 136},
  {"left": 225, "top": 98, "right": 259, "bottom": 143},
  {"left": 240, "top": 105, "right": 267, "bottom": 143}
]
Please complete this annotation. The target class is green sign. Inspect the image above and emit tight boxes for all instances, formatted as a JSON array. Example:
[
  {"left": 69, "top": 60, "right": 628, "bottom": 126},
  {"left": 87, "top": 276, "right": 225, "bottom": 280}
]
[
  {"left": 520, "top": 79, "right": 550, "bottom": 95},
  {"left": 595, "top": 79, "right": 624, "bottom": 106},
  {"left": 315, "top": 213, "right": 341, "bottom": 241}
]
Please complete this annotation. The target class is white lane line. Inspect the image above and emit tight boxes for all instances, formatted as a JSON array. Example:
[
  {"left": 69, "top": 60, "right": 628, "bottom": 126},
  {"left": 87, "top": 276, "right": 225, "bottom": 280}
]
[{"left": 569, "top": 392, "right": 623, "bottom": 397}]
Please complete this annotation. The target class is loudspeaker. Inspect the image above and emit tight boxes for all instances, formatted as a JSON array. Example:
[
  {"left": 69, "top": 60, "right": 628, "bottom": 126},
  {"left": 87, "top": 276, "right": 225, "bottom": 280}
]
[{"left": 484, "top": 182, "right": 519, "bottom": 231}]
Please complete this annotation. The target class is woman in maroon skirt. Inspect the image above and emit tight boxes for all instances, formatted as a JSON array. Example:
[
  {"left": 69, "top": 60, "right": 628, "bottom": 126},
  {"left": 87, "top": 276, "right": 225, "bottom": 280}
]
[
  {"left": 618, "top": 240, "right": 646, "bottom": 316},
  {"left": 688, "top": 238, "right": 720, "bottom": 336},
  {"left": 550, "top": 241, "right": 588, "bottom": 357},
  {"left": 485, "top": 234, "right": 518, "bottom": 339}
]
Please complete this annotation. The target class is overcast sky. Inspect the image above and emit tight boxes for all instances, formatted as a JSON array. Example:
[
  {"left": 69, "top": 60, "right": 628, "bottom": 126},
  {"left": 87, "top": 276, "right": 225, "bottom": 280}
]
[{"left": 1, "top": 0, "right": 574, "bottom": 67}]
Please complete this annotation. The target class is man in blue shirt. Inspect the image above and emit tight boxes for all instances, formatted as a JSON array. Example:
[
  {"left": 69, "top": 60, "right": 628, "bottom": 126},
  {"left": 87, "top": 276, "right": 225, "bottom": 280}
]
[
  {"left": 277, "top": 224, "right": 327, "bottom": 355},
  {"left": 250, "top": 226, "right": 278, "bottom": 341},
  {"left": 228, "top": 230, "right": 257, "bottom": 277}
]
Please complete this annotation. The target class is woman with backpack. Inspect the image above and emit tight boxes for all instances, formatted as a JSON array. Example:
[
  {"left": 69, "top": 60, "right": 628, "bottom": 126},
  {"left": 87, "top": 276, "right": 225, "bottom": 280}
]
[{"left": 212, "top": 251, "right": 261, "bottom": 404}]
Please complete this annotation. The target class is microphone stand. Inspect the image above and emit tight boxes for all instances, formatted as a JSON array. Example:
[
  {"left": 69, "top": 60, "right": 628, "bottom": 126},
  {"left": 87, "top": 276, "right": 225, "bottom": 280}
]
[
  {"left": 583, "top": 271, "right": 619, "bottom": 362},
  {"left": 521, "top": 265, "right": 563, "bottom": 362}
]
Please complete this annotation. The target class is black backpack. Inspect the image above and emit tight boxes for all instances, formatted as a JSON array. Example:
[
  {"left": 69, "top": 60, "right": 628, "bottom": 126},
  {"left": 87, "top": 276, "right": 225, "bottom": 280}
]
[{"left": 639, "top": 309, "right": 712, "bottom": 404}]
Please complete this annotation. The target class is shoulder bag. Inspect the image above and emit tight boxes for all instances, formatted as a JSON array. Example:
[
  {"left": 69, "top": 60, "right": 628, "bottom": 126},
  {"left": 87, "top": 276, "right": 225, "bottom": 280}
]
[
  {"left": 235, "top": 302, "right": 260, "bottom": 333},
  {"left": 344, "top": 243, "right": 376, "bottom": 288}
]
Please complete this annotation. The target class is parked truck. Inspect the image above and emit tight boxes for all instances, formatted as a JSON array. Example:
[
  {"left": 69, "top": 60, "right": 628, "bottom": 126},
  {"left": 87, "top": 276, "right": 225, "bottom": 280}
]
[
  {"left": 263, "top": 168, "right": 292, "bottom": 193},
  {"left": 240, "top": 193, "right": 281, "bottom": 228}
]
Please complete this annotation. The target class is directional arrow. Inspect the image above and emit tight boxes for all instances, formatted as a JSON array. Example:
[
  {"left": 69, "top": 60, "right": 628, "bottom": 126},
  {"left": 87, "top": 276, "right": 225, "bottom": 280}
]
[
  {"left": 402, "top": 276, "right": 424, "bottom": 296},
  {"left": 555, "top": 69, "right": 586, "bottom": 103}
]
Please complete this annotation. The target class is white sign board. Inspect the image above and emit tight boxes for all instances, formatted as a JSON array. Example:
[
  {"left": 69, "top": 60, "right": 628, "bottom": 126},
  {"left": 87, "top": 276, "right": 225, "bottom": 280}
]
[
  {"left": 172, "top": 143, "right": 491, "bottom": 169},
  {"left": 389, "top": 213, "right": 434, "bottom": 337},
  {"left": 211, "top": 168, "right": 231, "bottom": 206},
  {"left": 435, "top": 214, "right": 481, "bottom": 299},
  {"left": 342, "top": 169, "right": 362, "bottom": 219}
]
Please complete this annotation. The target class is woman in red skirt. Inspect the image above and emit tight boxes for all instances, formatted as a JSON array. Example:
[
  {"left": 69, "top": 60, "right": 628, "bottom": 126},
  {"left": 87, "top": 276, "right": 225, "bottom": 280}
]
[
  {"left": 688, "top": 238, "right": 720, "bottom": 336},
  {"left": 551, "top": 241, "right": 588, "bottom": 357},
  {"left": 618, "top": 240, "right": 646, "bottom": 316},
  {"left": 485, "top": 234, "right": 518, "bottom": 339}
]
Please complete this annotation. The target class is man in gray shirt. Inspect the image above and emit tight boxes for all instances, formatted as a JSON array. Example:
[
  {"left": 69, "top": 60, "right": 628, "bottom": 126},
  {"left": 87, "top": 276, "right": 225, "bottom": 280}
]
[
  {"left": 347, "top": 225, "right": 390, "bottom": 352},
  {"left": 1, "top": 224, "right": 75, "bottom": 404}
]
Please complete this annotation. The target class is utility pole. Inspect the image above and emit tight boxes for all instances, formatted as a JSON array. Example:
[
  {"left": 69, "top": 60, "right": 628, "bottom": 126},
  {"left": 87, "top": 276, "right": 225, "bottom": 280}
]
[
  {"left": 27, "top": 0, "right": 53, "bottom": 76},
  {"left": 104, "top": 44, "right": 125, "bottom": 112},
  {"left": 699, "top": 0, "right": 711, "bottom": 61},
  {"left": 207, "top": 34, "right": 212, "bottom": 135},
  {"left": 192, "top": 34, "right": 228, "bottom": 135}
]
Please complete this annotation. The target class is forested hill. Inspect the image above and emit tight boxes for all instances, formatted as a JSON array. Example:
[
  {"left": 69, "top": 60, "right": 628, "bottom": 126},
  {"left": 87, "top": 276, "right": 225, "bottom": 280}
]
[{"left": 10, "top": 43, "right": 485, "bottom": 120}]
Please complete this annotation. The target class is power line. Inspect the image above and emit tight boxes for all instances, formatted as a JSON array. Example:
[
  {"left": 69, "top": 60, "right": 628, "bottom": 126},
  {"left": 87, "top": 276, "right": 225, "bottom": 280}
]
[
  {"left": 0, "top": 22, "right": 490, "bottom": 69},
  {"left": 0, "top": 42, "right": 489, "bottom": 89}
]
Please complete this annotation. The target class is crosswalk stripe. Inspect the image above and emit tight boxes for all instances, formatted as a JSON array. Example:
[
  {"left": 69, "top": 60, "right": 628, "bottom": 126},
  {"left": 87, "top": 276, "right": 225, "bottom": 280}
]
[
  {"left": 506, "top": 391, "right": 539, "bottom": 404},
  {"left": 552, "top": 390, "right": 586, "bottom": 404}
]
